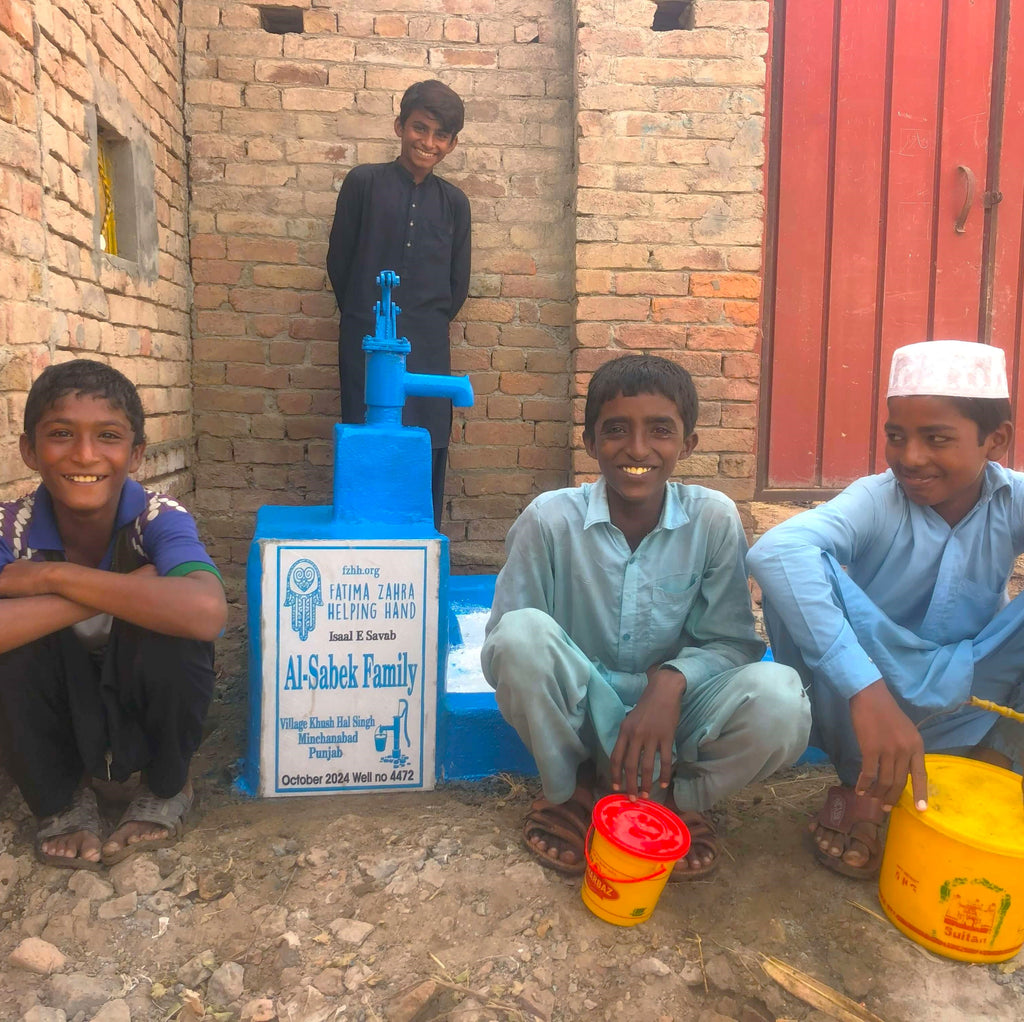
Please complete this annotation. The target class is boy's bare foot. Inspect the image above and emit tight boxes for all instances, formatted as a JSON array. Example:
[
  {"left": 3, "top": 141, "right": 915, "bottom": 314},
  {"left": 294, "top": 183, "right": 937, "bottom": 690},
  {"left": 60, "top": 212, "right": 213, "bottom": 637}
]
[
  {"left": 809, "top": 785, "right": 885, "bottom": 878},
  {"left": 42, "top": 830, "right": 103, "bottom": 863},
  {"left": 103, "top": 819, "right": 173, "bottom": 855},
  {"left": 36, "top": 786, "right": 103, "bottom": 871},
  {"left": 101, "top": 780, "right": 194, "bottom": 865}
]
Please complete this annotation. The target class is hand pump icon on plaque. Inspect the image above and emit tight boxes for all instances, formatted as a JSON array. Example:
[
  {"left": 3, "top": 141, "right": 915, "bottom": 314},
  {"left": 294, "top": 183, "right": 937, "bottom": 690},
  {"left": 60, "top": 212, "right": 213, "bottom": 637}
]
[{"left": 375, "top": 699, "right": 411, "bottom": 767}]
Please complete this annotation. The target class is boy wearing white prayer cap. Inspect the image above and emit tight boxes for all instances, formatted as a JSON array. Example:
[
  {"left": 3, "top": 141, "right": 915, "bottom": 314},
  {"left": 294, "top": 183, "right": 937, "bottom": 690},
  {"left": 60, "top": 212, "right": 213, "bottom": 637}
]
[{"left": 748, "top": 340, "right": 1024, "bottom": 878}]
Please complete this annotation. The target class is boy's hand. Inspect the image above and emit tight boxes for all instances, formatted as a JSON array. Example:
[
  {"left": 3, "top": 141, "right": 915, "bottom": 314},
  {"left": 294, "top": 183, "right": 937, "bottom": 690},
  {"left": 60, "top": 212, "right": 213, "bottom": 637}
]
[
  {"left": 610, "top": 665, "right": 687, "bottom": 801},
  {"left": 850, "top": 678, "right": 928, "bottom": 812},
  {"left": 0, "top": 559, "right": 57, "bottom": 597}
]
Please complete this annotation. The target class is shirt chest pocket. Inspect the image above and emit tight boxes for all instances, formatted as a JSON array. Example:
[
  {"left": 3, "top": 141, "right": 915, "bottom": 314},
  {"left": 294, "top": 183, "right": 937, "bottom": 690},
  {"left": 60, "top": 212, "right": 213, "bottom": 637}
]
[
  {"left": 951, "top": 576, "right": 1006, "bottom": 640},
  {"left": 420, "top": 220, "right": 454, "bottom": 260},
  {"left": 645, "top": 572, "right": 701, "bottom": 645}
]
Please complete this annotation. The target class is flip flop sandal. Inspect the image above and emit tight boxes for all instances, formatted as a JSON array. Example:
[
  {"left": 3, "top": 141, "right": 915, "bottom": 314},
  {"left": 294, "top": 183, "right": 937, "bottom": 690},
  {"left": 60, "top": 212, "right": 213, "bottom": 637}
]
[
  {"left": 35, "top": 787, "right": 104, "bottom": 872},
  {"left": 809, "top": 784, "right": 886, "bottom": 880},
  {"left": 669, "top": 810, "right": 721, "bottom": 881},
  {"left": 101, "top": 784, "right": 194, "bottom": 866},
  {"left": 521, "top": 797, "right": 592, "bottom": 877}
]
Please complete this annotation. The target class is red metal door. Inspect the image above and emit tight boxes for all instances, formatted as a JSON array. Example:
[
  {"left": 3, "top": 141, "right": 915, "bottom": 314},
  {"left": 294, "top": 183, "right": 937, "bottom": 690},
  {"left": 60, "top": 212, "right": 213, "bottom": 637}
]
[
  {"left": 991, "top": 1, "right": 1024, "bottom": 468},
  {"left": 762, "top": 0, "right": 1021, "bottom": 494}
]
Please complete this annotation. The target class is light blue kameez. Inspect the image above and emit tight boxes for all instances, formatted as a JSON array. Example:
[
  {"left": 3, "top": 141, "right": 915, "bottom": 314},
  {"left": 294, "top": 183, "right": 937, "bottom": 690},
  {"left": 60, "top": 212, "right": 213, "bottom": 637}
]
[
  {"left": 482, "top": 479, "right": 810, "bottom": 810},
  {"left": 748, "top": 462, "right": 1024, "bottom": 784}
]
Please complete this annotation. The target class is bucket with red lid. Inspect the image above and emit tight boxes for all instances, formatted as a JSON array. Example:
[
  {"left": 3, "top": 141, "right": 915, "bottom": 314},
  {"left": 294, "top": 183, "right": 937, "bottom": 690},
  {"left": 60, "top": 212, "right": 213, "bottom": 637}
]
[{"left": 582, "top": 794, "right": 691, "bottom": 926}]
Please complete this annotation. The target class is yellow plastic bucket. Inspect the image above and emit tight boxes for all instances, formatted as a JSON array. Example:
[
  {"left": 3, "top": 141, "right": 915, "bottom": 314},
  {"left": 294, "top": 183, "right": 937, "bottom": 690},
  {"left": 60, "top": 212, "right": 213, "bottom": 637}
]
[
  {"left": 878, "top": 755, "right": 1024, "bottom": 962},
  {"left": 581, "top": 795, "right": 690, "bottom": 927}
]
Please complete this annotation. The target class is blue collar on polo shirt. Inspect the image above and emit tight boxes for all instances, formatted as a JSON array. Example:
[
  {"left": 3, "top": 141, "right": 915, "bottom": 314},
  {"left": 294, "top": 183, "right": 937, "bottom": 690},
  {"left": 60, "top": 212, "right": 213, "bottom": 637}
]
[{"left": 27, "top": 479, "right": 145, "bottom": 567}]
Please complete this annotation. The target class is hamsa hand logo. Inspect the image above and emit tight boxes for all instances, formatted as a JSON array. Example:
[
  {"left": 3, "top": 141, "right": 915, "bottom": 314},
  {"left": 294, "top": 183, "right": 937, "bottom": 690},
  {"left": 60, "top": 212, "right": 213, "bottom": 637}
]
[{"left": 284, "top": 558, "right": 323, "bottom": 641}]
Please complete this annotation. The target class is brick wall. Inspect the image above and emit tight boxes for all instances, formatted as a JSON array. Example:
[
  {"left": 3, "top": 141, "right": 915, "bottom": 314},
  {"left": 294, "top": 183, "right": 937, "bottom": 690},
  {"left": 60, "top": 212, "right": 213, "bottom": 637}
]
[
  {"left": 184, "top": 0, "right": 576, "bottom": 591},
  {"left": 572, "top": 0, "right": 769, "bottom": 507},
  {"left": 0, "top": 0, "right": 192, "bottom": 500},
  {"left": 1, "top": 0, "right": 775, "bottom": 595}
]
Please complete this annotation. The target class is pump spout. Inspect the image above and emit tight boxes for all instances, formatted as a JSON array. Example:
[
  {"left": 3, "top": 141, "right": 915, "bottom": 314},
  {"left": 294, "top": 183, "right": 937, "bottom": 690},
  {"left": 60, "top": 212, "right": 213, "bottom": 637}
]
[{"left": 404, "top": 370, "right": 474, "bottom": 408}]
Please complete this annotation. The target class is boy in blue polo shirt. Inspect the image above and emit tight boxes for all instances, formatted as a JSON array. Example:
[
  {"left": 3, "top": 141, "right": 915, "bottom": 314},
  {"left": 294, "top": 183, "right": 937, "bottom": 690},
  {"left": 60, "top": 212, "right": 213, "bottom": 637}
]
[
  {"left": 0, "top": 360, "right": 227, "bottom": 870},
  {"left": 749, "top": 340, "right": 1024, "bottom": 879},
  {"left": 482, "top": 355, "right": 810, "bottom": 877}
]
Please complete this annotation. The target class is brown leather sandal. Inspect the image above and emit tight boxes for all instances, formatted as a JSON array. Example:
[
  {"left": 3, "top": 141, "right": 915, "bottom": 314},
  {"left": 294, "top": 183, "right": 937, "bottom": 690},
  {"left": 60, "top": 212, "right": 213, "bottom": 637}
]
[
  {"left": 810, "top": 784, "right": 886, "bottom": 879},
  {"left": 521, "top": 797, "right": 592, "bottom": 877}
]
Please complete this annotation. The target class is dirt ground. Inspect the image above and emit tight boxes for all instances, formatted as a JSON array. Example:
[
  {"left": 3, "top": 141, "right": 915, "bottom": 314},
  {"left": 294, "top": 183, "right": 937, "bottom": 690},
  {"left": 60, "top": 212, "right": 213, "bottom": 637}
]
[{"left": 1, "top": 630, "right": 1023, "bottom": 1022}]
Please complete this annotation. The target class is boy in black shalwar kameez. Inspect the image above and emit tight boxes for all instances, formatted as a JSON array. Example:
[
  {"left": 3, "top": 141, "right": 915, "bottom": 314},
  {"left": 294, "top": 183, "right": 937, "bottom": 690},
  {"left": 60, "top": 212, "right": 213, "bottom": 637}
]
[{"left": 327, "top": 79, "right": 471, "bottom": 528}]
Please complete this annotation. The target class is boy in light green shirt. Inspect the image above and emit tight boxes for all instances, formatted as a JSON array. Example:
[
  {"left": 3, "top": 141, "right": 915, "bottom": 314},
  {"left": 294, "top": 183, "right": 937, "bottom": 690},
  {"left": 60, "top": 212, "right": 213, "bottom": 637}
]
[{"left": 483, "top": 355, "right": 810, "bottom": 877}]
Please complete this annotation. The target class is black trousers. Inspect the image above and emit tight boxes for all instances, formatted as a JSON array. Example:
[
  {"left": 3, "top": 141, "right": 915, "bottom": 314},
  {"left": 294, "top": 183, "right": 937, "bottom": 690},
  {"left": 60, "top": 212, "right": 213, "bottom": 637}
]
[
  {"left": 0, "top": 623, "right": 215, "bottom": 817},
  {"left": 431, "top": 446, "right": 447, "bottom": 530}
]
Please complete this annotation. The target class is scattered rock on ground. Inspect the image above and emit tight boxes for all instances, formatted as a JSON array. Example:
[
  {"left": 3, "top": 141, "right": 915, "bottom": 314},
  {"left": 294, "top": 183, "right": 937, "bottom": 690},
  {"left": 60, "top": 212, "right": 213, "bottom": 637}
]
[
  {"left": 208, "top": 961, "right": 245, "bottom": 1006},
  {"left": 637, "top": 956, "right": 672, "bottom": 977},
  {"left": 343, "top": 962, "right": 374, "bottom": 991},
  {"left": 240, "top": 998, "right": 275, "bottom": 1021},
  {"left": 704, "top": 953, "right": 737, "bottom": 991},
  {"left": 518, "top": 979, "right": 555, "bottom": 1020},
  {"left": 387, "top": 979, "right": 439, "bottom": 1022},
  {"left": 67, "top": 872, "right": 114, "bottom": 901},
  {"left": 680, "top": 960, "right": 705, "bottom": 987},
  {"left": 91, "top": 1000, "right": 131, "bottom": 1022},
  {"left": 109, "top": 856, "right": 162, "bottom": 896},
  {"left": 177, "top": 949, "right": 217, "bottom": 988},
  {"left": 8, "top": 938, "right": 66, "bottom": 976},
  {"left": 44, "top": 973, "right": 121, "bottom": 1017},
  {"left": 22, "top": 1008, "right": 66, "bottom": 1022},
  {"left": 312, "top": 967, "right": 345, "bottom": 996},
  {"left": 328, "top": 917, "right": 375, "bottom": 945},
  {"left": 197, "top": 870, "right": 234, "bottom": 901},
  {"left": 97, "top": 891, "right": 137, "bottom": 919}
]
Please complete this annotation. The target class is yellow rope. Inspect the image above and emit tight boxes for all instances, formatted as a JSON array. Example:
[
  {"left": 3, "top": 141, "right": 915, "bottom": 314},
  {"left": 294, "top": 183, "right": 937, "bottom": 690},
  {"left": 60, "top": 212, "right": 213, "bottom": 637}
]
[
  {"left": 968, "top": 695, "right": 1024, "bottom": 724},
  {"left": 97, "top": 138, "right": 118, "bottom": 256}
]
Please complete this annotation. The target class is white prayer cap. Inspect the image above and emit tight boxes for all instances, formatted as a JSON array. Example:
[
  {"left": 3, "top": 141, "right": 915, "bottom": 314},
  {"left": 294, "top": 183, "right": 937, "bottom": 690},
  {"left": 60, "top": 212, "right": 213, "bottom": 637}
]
[{"left": 887, "top": 340, "right": 1009, "bottom": 400}]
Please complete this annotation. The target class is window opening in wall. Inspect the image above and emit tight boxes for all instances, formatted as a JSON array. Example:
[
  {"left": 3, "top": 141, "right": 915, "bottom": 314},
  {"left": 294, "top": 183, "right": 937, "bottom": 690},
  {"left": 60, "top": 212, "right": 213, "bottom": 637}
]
[
  {"left": 260, "top": 6, "right": 304, "bottom": 34},
  {"left": 652, "top": 1, "right": 695, "bottom": 31},
  {"left": 96, "top": 120, "right": 139, "bottom": 262},
  {"left": 89, "top": 106, "right": 157, "bottom": 276}
]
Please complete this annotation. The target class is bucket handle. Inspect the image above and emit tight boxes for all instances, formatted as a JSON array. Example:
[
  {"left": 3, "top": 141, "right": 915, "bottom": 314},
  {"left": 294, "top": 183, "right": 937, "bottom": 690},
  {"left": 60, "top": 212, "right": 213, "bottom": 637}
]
[{"left": 584, "top": 825, "right": 668, "bottom": 884}]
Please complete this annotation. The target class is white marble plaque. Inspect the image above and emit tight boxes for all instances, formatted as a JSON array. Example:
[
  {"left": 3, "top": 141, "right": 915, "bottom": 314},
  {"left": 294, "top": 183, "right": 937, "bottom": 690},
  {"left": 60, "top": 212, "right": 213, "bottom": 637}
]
[{"left": 258, "top": 539, "right": 440, "bottom": 796}]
